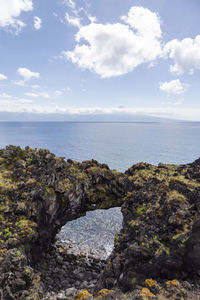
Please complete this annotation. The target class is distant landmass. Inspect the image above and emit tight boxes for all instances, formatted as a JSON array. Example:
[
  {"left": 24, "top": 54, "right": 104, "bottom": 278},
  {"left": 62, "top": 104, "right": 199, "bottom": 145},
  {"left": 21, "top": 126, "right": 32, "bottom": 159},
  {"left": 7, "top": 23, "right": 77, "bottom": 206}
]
[{"left": 0, "top": 112, "right": 180, "bottom": 122}]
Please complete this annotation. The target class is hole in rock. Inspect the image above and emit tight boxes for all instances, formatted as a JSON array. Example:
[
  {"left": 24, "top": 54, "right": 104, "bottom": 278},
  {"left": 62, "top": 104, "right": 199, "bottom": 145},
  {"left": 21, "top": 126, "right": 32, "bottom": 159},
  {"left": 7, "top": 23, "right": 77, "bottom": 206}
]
[
  {"left": 57, "top": 207, "right": 123, "bottom": 260},
  {"left": 36, "top": 208, "right": 123, "bottom": 296}
]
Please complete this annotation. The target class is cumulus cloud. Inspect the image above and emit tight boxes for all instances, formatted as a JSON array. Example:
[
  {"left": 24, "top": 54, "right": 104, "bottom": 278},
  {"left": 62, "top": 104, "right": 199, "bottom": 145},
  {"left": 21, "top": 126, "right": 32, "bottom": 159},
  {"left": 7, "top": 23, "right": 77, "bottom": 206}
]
[
  {"left": 0, "top": 0, "right": 33, "bottom": 33},
  {"left": 160, "top": 79, "right": 188, "bottom": 95},
  {"left": 164, "top": 35, "right": 200, "bottom": 75},
  {"left": 121, "top": 6, "right": 161, "bottom": 39},
  {"left": 64, "top": 6, "right": 162, "bottom": 78},
  {"left": 65, "top": 13, "right": 81, "bottom": 28},
  {"left": 0, "top": 73, "right": 7, "bottom": 80},
  {"left": 18, "top": 68, "right": 40, "bottom": 82},
  {"left": 33, "top": 16, "right": 42, "bottom": 30}
]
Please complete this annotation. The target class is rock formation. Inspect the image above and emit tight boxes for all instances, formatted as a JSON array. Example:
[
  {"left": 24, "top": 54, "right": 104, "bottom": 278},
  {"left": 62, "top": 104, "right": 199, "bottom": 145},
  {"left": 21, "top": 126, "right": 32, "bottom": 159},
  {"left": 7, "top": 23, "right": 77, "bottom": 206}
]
[{"left": 1, "top": 146, "right": 200, "bottom": 299}]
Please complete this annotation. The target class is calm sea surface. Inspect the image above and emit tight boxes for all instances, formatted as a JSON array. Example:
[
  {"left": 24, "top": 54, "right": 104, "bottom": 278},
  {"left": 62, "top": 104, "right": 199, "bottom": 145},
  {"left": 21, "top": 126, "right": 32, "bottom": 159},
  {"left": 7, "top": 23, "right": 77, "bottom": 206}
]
[
  {"left": 1, "top": 121, "right": 200, "bottom": 258},
  {"left": 0, "top": 122, "right": 200, "bottom": 171}
]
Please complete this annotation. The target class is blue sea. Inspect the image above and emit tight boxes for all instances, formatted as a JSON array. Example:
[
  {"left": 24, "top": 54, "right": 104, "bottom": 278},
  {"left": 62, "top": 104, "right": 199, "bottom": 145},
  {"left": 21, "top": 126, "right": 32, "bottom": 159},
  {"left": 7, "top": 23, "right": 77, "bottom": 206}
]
[
  {"left": 0, "top": 122, "right": 200, "bottom": 171},
  {"left": 1, "top": 121, "right": 200, "bottom": 258}
]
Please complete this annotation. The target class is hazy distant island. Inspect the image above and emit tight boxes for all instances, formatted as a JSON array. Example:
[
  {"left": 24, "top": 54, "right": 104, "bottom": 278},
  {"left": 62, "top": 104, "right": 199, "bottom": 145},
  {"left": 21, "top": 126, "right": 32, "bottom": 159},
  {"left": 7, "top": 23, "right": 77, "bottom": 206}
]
[{"left": 1, "top": 145, "right": 200, "bottom": 299}]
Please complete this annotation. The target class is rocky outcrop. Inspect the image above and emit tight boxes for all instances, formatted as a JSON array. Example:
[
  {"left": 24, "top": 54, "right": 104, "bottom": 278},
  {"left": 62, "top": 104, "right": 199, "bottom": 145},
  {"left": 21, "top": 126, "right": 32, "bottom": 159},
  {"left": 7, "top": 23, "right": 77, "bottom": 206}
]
[
  {"left": 0, "top": 145, "right": 127, "bottom": 299},
  {"left": 101, "top": 161, "right": 200, "bottom": 295},
  {"left": 1, "top": 146, "right": 200, "bottom": 299}
]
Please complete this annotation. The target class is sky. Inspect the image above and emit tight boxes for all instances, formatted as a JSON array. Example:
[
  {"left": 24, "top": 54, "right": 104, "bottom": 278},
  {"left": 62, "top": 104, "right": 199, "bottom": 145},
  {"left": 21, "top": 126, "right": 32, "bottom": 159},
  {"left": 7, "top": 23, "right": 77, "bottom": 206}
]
[{"left": 0, "top": 0, "right": 200, "bottom": 121}]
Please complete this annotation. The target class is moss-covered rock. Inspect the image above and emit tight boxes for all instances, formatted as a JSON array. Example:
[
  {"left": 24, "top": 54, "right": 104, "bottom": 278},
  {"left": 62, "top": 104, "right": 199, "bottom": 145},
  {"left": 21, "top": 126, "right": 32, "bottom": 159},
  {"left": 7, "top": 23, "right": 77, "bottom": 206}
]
[
  {"left": 0, "top": 145, "right": 127, "bottom": 299},
  {"left": 101, "top": 159, "right": 200, "bottom": 294},
  {"left": 1, "top": 145, "right": 200, "bottom": 299}
]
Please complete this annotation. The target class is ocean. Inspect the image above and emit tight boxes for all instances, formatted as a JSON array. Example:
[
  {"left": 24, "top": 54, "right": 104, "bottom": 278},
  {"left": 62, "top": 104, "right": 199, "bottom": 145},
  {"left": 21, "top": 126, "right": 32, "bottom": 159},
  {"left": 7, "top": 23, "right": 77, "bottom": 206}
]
[
  {"left": 0, "top": 122, "right": 200, "bottom": 171},
  {"left": 1, "top": 121, "right": 200, "bottom": 258}
]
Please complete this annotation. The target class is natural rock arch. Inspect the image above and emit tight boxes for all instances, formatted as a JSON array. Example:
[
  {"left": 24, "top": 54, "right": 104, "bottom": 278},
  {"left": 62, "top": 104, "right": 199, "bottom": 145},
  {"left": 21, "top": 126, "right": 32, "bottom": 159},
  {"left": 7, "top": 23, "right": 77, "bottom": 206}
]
[
  {"left": 0, "top": 146, "right": 129, "bottom": 298},
  {"left": 1, "top": 146, "right": 200, "bottom": 299}
]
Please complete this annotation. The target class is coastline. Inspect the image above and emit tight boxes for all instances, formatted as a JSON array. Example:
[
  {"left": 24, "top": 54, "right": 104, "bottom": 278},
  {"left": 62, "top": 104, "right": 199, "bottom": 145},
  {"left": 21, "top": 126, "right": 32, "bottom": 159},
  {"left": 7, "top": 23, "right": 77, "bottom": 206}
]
[{"left": 1, "top": 145, "right": 200, "bottom": 299}]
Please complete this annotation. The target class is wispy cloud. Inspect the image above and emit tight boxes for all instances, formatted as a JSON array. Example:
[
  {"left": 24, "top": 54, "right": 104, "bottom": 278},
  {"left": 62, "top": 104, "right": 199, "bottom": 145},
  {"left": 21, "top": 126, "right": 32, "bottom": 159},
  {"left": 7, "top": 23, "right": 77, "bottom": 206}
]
[
  {"left": 0, "top": 73, "right": 7, "bottom": 80},
  {"left": 33, "top": 16, "right": 42, "bottom": 30},
  {"left": 54, "top": 90, "right": 63, "bottom": 96},
  {"left": 16, "top": 68, "right": 40, "bottom": 88},
  {"left": 25, "top": 92, "right": 50, "bottom": 99},
  {"left": 64, "top": 0, "right": 76, "bottom": 10},
  {"left": 65, "top": 13, "right": 81, "bottom": 28},
  {"left": 0, "top": 93, "right": 199, "bottom": 121}
]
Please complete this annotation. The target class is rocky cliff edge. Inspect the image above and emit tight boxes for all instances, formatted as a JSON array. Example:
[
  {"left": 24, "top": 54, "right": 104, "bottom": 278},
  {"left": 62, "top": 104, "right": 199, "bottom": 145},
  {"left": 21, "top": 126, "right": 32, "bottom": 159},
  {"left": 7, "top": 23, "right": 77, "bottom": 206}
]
[{"left": 1, "top": 146, "right": 200, "bottom": 299}]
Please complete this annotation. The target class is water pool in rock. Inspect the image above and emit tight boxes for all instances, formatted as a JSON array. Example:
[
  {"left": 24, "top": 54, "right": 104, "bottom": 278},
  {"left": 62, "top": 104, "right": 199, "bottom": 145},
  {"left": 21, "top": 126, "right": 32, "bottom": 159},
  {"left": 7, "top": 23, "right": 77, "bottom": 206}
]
[{"left": 57, "top": 207, "right": 123, "bottom": 259}]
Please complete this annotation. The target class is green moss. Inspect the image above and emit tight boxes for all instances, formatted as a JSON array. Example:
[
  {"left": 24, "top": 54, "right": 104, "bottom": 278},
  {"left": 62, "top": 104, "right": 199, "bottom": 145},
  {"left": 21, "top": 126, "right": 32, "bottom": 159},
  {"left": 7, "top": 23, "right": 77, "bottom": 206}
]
[
  {"left": 172, "top": 233, "right": 182, "bottom": 240},
  {"left": 136, "top": 205, "right": 147, "bottom": 215},
  {"left": 112, "top": 169, "right": 120, "bottom": 175},
  {"left": 165, "top": 248, "right": 170, "bottom": 255},
  {"left": 168, "top": 190, "right": 187, "bottom": 202},
  {"left": 26, "top": 158, "right": 33, "bottom": 166},
  {"left": 115, "top": 234, "right": 119, "bottom": 241},
  {"left": 132, "top": 277, "right": 137, "bottom": 285},
  {"left": 4, "top": 228, "right": 12, "bottom": 237},
  {"left": 44, "top": 187, "right": 55, "bottom": 197},
  {"left": 98, "top": 186, "right": 106, "bottom": 193}
]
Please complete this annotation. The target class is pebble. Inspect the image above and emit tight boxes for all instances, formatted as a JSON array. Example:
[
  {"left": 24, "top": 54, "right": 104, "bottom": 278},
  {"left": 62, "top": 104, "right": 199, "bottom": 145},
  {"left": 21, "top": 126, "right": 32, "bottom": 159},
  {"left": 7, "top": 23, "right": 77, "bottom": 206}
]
[
  {"left": 37, "top": 241, "right": 106, "bottom": 299},
  {"left": 65, "top": 287, "right": 77, "bottom": 297},
  {"left": 57, "top": 292, "right": 66, "bottom": 300}
]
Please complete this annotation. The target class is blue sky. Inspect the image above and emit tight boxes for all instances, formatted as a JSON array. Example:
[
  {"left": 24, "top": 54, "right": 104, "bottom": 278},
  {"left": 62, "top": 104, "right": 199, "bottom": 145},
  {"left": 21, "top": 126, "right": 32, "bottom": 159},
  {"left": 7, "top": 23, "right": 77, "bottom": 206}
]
[{"left": 0, "top": 0, "right": 200, "bottom": 120}]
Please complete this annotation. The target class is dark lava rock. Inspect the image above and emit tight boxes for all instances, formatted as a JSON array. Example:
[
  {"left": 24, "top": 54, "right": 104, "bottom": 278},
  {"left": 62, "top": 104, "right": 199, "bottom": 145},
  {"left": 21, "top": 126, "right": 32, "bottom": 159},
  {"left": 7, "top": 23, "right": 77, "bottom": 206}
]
[
  {"left": 1, "top": 146, "right": 200, "bottom": 299},
  {"left": 100, "top": 161, "right": 200, "bottom": 293},
  {"left": 0, "top": 145, "right": 127, "bottom": 299}
]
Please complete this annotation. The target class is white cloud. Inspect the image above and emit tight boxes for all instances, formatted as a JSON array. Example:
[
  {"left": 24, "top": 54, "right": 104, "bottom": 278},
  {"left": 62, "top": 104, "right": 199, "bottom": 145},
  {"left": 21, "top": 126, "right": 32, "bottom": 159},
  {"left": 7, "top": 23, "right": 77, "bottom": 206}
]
[
  {"left": 121, "top": 6, "right": 161, "bottom": 39},
  {"left": 0, "top": 0, "right": 33, "bottom": 33},
  {"left": 54, "top": 90, "right": 63, "bottom": 96},
  {"left": 167, "top": 99, "right": 184, "bottom": 106},
  {"left": 0, "top": 100, "right": 199, "bottom": 121},
  {"left": 64, "top": 0, "right": 76, "bottom": 10},
  {"left": 18, "top": 68, "right": 40, "bottom": 82},
  {"left": 18, "top": 98, "right": 33, "bottom": 104},
  {"left": 25, "top": 92, "right": 50, "bottom": 98},
  {"left": 63, "top": 87, "right": 71, "bottom": 92},
  {"left": 13, "top": 80, "right": 25, "bottom": 86},
  {"left": 31, "top": 84, "right": 40, "bottom": 89},
  {"left": 25, "top": 93, "right": 39, "bottom": 98},
  {"left": 65, "top": 13, "right": 81, "bottom": 28},
  {"left": 88, "top": 15, "right": 97, "bottom": 23},
  {"left": 160, "top": 79, "right": 188, "bottom": 95},
  {"left": 64, "top": 6, "right": 162, "bottom": 78},
  {"left": 0, "top": 91, "right": 199, "bottom": 120},
  {"left": 33, "top": 16, "right": 42, "bottom": 30},
  {"left": 0, "top": 93, "right": 13, "bottom": 99},
  {"left": 164, "top": 35, "right": 200, "bottom": 75},
  {"left": 0, "top": 73, "right": 7, "bottom": 80}
]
